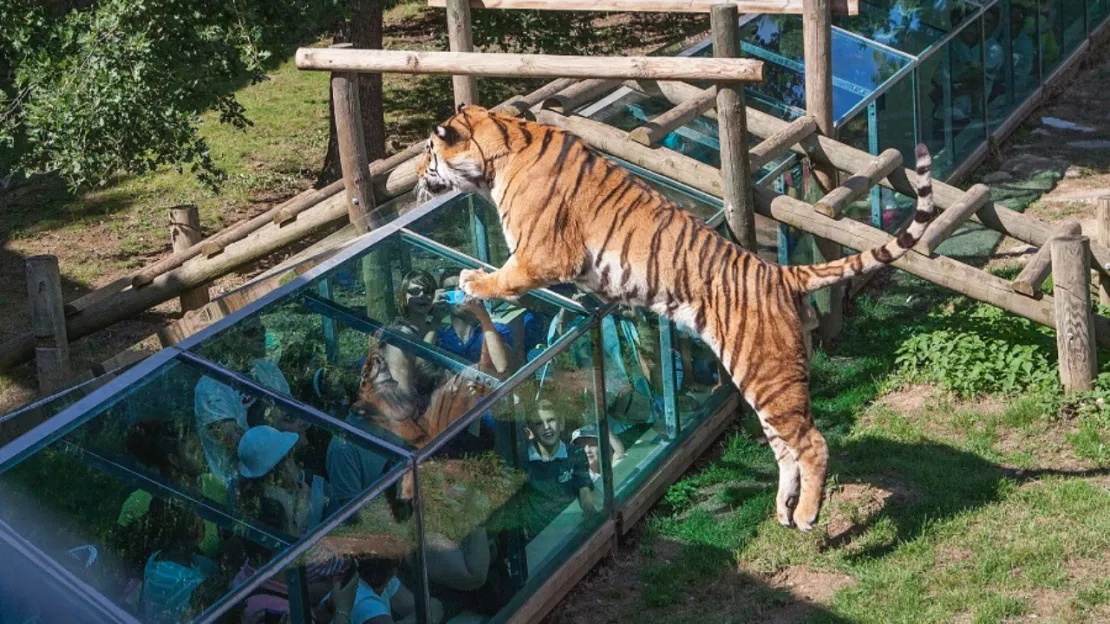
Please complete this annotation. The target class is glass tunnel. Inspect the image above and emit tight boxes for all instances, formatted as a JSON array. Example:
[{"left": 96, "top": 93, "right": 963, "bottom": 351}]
[
  {"left": 1, "top": 0, "right": 1106, "bottom": 621},
  {"left": 0, "top": 188, "right": 738, "bottom": 624}
]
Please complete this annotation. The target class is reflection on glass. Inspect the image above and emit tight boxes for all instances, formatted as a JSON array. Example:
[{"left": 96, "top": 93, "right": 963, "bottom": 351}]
[
  {"left": 417, "top": 326, "right": 604, "bottom": 622},
  {"left": 0, "top": 356, "right": 404, "bottom": 623},
  {"left": 1039, "top": 0, "right": 1065, "bottom": 76},
  {"left": 1059, "top": 0, "right": 1085, "bottom": 59},
  {"left": 840, "top": 0, "right": 979, "bottom": 56}
]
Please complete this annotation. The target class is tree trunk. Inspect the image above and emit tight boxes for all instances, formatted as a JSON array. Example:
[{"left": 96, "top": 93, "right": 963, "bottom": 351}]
[{"left": 318, "top": 0, "right": 386, "bottom": 187}]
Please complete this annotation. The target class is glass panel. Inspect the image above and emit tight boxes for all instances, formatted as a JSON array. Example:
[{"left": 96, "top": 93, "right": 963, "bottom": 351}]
[
  {"left": 1060, "top": 0, "right": 1086, "bottom": 56},
  {"left": 406, "top": 192, "right": 509, "bottom": 267},
  {"left": 990, "top": 0, "right": 1042, "bottom": 132},
  {"left": 0, "top": 356, "right": 404, "bottom": 622},
  {"left": 224, "top": 468, "right": 423, "bottom": 624},
  {"left": 1, "top": 372, "right": 122, "bottom": 446},
  {"left": 1040, "top": 0, "right": 1067, "bottom": 76},
  {"left": 416, "top": 324, "right": 605, "bottom": 622},
  {"left": 874, "top": 67, "right": 920, "bottom": 165},
  {"left": 839, "top": 0, "right": 981, "bottom": 56},
  {"left": 734, "top": 17, "right": 912, "bottom": 124},
  {"left": 1092, "top": 0, "right": 1107, "bottom": 28},
  {"left": 0, "top": 525, "right": 114, "bottom": 624},
  {"left": 917, "top": 17, "right": 989, "bottom": 178},
  {"left": 191, "top": 235, "right": 586, "bottom": 454}
]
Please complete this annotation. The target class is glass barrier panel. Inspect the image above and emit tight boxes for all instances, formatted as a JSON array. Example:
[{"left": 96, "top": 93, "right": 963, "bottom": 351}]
[
  {"left": 874, "top": 63, "right": 921, "bottom": 166},
  {"left": 1040, "top": 0, "right": 1067, "bottom": 76},
  {"left": 0, "top": 356, "right": 406, "bottom": 623},
  {"left": 988, "top": 1, "right": 1024, "bottom": 133},
  {"left": 415, "top": 324, "right": 606, "bottom": 622},
  {"left": 0, "top": 370, "right": 127, "bottom": 446},
  {"left": 221, "top": 468, "right": 423, "bottom": 624},
  {"left": 190, "top": 234, "right": 587, "bottom": 453},
  {"left": 1092, "top": 0, "right": 1107, "bottom": 28},
  {"left": 917, "top": 18, "right": 989, "bottom": 179},
  {"left": 1060, "top": 0, "right": 1086, "bottom": 56},
  {"left": 839, "top": 0, "right": 979, "bottom": 56}
]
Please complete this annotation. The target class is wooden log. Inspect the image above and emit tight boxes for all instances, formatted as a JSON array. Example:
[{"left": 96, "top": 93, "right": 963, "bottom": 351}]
[
  {"left": 26, "top": 256, "right": 71, "bottom": 396},
  {"left": 749, "top": 115, "right": 817, "bottom": 171},
  {"left": 814, "top": 148, "right": 903, "bottom": 218},
  {"left": 803, "top": 0, "right": 841, "bottom": 341},
  {"left": 1052, "top": 235, "right": 1097, "bottom": 392},
  {"left": 712, "top": 5, "right": 756, "bottom": 251},
  {"left": 531, "top": 110, "right": 1110, "bottom": 349},
  {"left": 446, "top": 0, "right": 479, "bottom": 107},
  {"left": 1012, "top": 221, "right": 1082, "bottom": 299},
  {"left": 628, "top": 86, "right": 716, "bottom": 146},
  {"left": 542, "top": 79, "right": 622, "bottom": 114},
  {"left": 170, "top": 205, "right": 210, "bottom": 312},
  {"left": 295, "top": 49, "right": 764, "bottom": 83},
  {"left": 426, "top": 0, "right": 861, "bottom": 15},
  {"left": 332, "top": 71, "right": 376, "bottom": 233},
  {"left": 1098, "top": 196, "right": 1110, "bottom": 306},
  {"left": 915, "top": 183, "right": 992, "bottom": 254}
]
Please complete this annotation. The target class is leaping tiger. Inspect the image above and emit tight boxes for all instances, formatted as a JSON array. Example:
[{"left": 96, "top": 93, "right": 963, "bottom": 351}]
[{"left": 416, "top": 104, "right": 935, "bottom": 532}]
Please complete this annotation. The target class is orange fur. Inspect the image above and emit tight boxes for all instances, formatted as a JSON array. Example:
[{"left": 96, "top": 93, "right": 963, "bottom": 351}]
[{"left": 415, "top": 105, "right": 935, "bottom": 530}]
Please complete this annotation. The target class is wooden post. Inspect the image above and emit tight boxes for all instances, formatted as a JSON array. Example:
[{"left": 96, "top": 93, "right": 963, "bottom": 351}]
[
  {"left": 711, "top": 4, "right": 756, "bottom": 251},
  {"left": 803, "top": 0, "right": 842, "bottom": 342},
  {"left": 1097, "top": 196, "right": 1110, "bottom": 307},
  {"left": 1051, "top": 235, "right": 1096, "bottom": 392},
  {"left": 1011, "top": 221, "right": 1081, "bottom": 299},
  {"left": 446, "top": 0, "right": 479, "bottom": 107},
  {"left": 331, "top": 62, "right": 376, "bottom": 234},
  {"left": 170, "top": 205, "right": 210, "bottom": 312},
  {"left": 26, "top": 255, "right": 71, "bottom": 396}
]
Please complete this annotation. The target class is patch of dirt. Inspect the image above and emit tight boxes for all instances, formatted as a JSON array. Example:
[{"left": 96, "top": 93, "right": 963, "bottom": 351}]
[
  {"left": 767, "top": 565, "right": 853, "bottom": 605},
  {"left": 872, "top": 383, "right": 942, "bottom": 414},
  {"left": 822, "top": 479, "right": 918, "bottom": 546},
  {"left": 546, "top": 528, "right": 855, "bottom": 624}
]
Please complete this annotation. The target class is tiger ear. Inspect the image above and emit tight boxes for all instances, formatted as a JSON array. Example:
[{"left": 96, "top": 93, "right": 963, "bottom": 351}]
[
  {"left": 434, "top": 124, "right": 461, "bottom": 145},
  {"left": 457, "top": 102, "right": 467, "bottom": 113}
]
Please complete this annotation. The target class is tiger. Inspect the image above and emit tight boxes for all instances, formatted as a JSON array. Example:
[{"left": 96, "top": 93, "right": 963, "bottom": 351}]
[{"left": 415, "top": 104, "right": 935, "bottom": 532}]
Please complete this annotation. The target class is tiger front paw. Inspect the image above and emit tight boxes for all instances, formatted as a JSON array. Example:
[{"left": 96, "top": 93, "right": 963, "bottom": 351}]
[{"left": 459, "top": 268, "right": 493, "bottom": 299}]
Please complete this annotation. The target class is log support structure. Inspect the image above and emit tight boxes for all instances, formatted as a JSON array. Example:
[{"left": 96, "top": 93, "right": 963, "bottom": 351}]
[
  {"left": 712, "top": 4, "right": 756, "bottom": 251},
  {"left": 1052, "top": 235, "right": 1097, "bottom": 392},
  {"left": 814, "top": 148, "right": 903, "bottom": 218},
  {"left": 1098, "top": 196, "right": 1110, "bottom": 306},
  {"left": 170, "top": 205, "right": 210, "bottom": 312},
  {"left": 26, "top": 256, "right": 71, "bottom": 396},
  {"left": 446, "top": 0, "right": 480, "bottom": 107},
  {"left": 1011, "top": 221, "right": 1082, "bottom": 299}
]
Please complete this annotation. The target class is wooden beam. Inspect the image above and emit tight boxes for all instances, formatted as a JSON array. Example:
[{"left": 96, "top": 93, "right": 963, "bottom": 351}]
[
  {"left": 332, "top": 70, "right": 376, "bottom": 233},
  {"left": 1052, "top": 235, "right": 1096, "bottom": 392},
  {"left": 749, "top": 115, "right": 816, "bottom": 171},
  {"left": 427, "top": 0, "right": 860, "bottom": 16},
  {"left": 446, "top": 0, "right": 479, "bottom": 106},
  {"left": 916, "top": 183, "right": 992, "bottom": 254},
  {"left": 712, "top": 5, "right": 755, "bottom": 251},
  {"left": 531, "top": 110, "right": 1110, "bottom": 348},
  {"left": 628, "top": 86, "right": 716, "bottom": 146},
  {"left": 1098, "top": 196, "right": 1110, "bottom": 307},
  {"left": 814, "top": 148, "right": 902, "bottom": 217},
  {"left": 170, "top": 205, "right": 210, "bottom": 312},
  {"left": 26, "top": 256, "right": 71, "bottom": 396},
  {"left": 542, "top": 79, "right": 622, "bottom": 114},
  {"left": 295, "top": 49, "right": 764, "bottom": 83},
  {"left": 1011, "top": 221, "right": 1081, "bottom": 299}
]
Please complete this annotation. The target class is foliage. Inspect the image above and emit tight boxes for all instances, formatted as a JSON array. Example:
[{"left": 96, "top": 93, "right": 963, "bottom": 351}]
[
  {"left": 0, "top": 0, "right": 339, "bottom": 190},
  {"left": 893, "top": 302, "right": 1059, "bottom": 397},
  {"left": 471, "top": 10, "right": 614, "bottom": 55}
]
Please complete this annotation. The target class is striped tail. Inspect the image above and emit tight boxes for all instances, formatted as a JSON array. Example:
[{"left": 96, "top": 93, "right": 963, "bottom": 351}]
[{"left": 786, "top": 143, "right": 935, "bottom": 294}]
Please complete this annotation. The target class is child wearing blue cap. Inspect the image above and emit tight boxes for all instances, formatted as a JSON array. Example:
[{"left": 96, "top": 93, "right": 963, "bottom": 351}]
[{"left": 237, "top": 425, "right": 329, "bottom": 537}]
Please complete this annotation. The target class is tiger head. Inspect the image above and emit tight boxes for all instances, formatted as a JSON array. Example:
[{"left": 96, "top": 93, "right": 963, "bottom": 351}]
[{"left": 416, "top": 103, "right": 494, "bottom": 202}]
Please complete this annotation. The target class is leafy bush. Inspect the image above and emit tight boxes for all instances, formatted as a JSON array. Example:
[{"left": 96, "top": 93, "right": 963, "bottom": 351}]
[{"left": 893, "top": 302, "right": 1059, "bottom": 397}]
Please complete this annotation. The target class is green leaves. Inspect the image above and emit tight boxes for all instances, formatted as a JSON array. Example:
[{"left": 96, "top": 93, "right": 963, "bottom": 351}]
[
  {"left": 0, "top": 0, "right": 339, "bottom": 191},
  {"left": 893, "top": 302, "right": 1058, "bottom": 397}
]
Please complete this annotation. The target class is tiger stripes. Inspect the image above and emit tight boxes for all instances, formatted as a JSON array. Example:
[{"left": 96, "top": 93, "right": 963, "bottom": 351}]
[{"left": 416, "top": 105, "right": 935, "bottom": 532}]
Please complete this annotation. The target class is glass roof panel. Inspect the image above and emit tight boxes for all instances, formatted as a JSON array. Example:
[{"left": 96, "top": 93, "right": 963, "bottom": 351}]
[
  {"left": 189, "top": 231, "right": 591, "bottom": 453},
  {"left": 838, "top": 0, "right": 983, "bottom": 57},
  {"left": 0, "top": 355, "right": 405, "bottom": 622}
]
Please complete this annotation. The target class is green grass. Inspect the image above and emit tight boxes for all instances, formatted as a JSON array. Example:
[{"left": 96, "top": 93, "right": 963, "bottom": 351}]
[{"left": 590, "top": 272, "right": 1110, "bottom": 623}]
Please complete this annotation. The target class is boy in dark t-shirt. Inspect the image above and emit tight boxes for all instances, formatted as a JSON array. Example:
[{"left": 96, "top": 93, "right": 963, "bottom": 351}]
[{"left": 518, "top": 400, "right": 596, "bottom": 538}]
